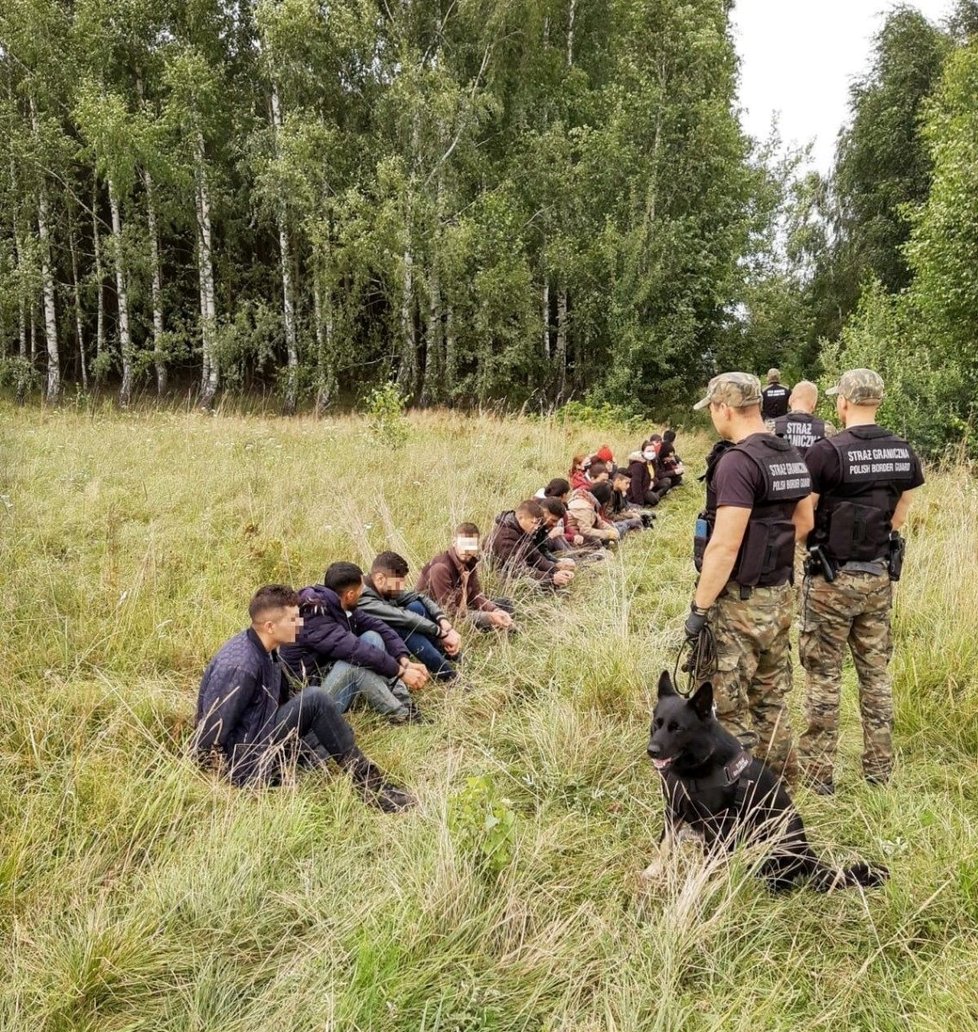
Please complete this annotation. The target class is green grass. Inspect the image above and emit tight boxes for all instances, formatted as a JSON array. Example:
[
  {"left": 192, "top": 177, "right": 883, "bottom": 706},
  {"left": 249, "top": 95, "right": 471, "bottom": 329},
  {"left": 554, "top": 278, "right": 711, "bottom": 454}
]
[{"left": 2, "top": 401, "right": 978, "bottom": 1031}]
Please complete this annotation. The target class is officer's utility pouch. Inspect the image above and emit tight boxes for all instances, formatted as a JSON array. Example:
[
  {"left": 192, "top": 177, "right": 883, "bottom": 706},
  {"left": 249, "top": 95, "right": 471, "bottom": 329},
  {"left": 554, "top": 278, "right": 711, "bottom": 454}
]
[
  {"left": 735, "top": 517, "right": 795, "bottom": 587},
  {"left": 826, "top": 500, "right": 887, "bottom": 563},
  {"left": 887, "top": 532, "right": 905, "bottom": 582},
  {"left": 693, "top": 512, "right": 712, "bottom": 572}
]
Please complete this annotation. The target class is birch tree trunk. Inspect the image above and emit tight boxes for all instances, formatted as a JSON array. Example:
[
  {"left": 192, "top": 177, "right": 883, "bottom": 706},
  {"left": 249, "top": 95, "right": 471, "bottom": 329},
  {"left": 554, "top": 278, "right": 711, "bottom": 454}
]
[
  {"left": 108, "top": 175, "right": 134, "bottom": 407},
  {"left": 270, "top": 83, "right": 299, "bottom": 414},
  {"left": 194, "top": 129, "right": 219, "bottom": 408},
  {"left": 311, "top": 250, "right": 336, "bottom": 416},
  {"left": 444, "top": 299, "right": 456, "bottom": 394},
  {"left": 92, "top": 182, "right": 105, "bottom": 370},
  {"left": 556, "top": 289, "right": 568, "bottom": 398},
  {"left": 421, "top": 259, "right": 442, "bottom": 405},
  {"left": 144, "top": 167, "right": 166, "bottom": 395},
  {"left": 542, "top": 280, "right": 550, "bottom": 359},
  {"left": 68, "top": 219, "right": 88, "bottom": 390},
  {"left": 397, "top": 226, "right": 417, "bottom": 396},
  {"left": 30, "top": 96, "right": 60, "bottom": 402},
  {"left": 30, "top": 304, "right": 37, "bottom": 363}
]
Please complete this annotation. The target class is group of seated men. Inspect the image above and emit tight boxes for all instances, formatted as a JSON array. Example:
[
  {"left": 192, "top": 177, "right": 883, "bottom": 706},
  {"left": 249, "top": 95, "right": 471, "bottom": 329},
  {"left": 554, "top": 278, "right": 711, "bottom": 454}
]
[{"left": 193, "top": 433, "right": 684, "bottom": 813}]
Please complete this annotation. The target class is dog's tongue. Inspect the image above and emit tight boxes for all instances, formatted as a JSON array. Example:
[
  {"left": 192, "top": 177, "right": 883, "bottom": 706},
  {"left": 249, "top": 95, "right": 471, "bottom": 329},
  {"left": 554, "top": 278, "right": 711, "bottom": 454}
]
[{"left": 652, "top": 757, "right": 672, "bottom": 771}]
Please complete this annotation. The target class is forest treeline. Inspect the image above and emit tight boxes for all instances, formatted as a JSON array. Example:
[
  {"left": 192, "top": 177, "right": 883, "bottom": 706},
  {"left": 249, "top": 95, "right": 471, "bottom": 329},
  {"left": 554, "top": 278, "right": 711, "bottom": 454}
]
[
  {"left": 1, "top": 0, "right": 977, "bottom": 450},
  {"left": 0, "top": 0, "right": 763, "bottom": 413}
]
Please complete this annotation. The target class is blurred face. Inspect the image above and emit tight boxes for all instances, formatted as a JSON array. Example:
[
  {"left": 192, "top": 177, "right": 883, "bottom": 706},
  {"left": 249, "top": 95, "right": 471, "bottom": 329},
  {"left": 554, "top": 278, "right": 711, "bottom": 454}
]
[
  {"left": 543, "top": 511, "right": 560, "bottom": 529},
  {"left": 257, "top": 605, "right": 303, "bottom": 647},
  {"left": 455, "top": 535, "right": 480, "bottom": 561},
  {"left": 373, "top": 571, "right": 406, "bottom": 598},
  {"left": 614, "top": 475, "right": 629, "bottom": 492},
  {"left": 517, "top": 510, "right": 543, "bottom": 533},
  {"left": 592, "top": 469, "right": 610, "bottom": 483},
  {"left": 339, "top": 583, "right": 364, "bottom": 610}
]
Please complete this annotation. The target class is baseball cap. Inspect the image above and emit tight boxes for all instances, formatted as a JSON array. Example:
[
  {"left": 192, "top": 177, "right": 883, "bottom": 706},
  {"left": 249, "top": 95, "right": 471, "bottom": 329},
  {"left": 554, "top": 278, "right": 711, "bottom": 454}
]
[
  {"left": 693, "top": 372, "right": 762, "bottom": 411},
  {"left": 825, "top": 368, "right": 885, "bottom": 404}
]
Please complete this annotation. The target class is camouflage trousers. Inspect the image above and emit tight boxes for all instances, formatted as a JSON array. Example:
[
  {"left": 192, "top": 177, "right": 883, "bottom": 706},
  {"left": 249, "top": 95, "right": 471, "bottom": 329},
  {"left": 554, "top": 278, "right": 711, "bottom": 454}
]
[
  {"left": 709, "top": 581, "right": 796, "bottom": 777},
  {"left": 798, "top": 570, "right": 893, "bottom": 785}
]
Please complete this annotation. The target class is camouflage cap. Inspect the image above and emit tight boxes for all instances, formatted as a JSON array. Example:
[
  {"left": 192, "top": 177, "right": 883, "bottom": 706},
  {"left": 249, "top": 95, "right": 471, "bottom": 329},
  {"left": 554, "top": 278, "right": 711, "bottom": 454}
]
[
  {"left": 767, "top": 368, "right": 781, "bottom": 382},
  {"left": 825, "top": 368, "right": 885, "bottom": 404},
  {"left": 693, "top": 372, "right": 762, "bottom": 411}
]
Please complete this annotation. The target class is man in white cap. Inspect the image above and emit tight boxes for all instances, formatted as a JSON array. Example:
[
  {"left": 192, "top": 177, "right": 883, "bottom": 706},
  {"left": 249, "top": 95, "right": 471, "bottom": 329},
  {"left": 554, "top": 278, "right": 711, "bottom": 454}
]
[
  {"left": 798, "top": 368, "right": 924, "bottom": 795},
  {"left": 684, "top": 372, "right": 814, "bottom": 782}
]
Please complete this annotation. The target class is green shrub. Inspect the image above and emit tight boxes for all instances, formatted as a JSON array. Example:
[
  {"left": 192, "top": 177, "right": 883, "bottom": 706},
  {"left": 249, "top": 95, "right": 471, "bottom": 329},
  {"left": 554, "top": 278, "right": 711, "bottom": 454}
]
[
  {"left": 449, "top": 774, "right": 517, "bottom": 875},
  {"left": 363, "top": 381, "right": 408, "bottom": 446}
]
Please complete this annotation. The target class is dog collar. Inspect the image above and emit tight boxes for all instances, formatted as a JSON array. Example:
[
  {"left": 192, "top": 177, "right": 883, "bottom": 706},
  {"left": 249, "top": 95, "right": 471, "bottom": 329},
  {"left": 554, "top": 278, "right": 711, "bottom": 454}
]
[{"left": 724, "top": 750, "right": 751, "bottom": 785}]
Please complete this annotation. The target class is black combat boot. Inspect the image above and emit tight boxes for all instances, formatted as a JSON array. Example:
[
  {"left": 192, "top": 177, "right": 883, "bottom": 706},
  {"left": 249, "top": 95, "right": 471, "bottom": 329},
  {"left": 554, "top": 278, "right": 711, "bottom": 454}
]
[{"left": 337, "top": 747, "right": 416, "bottom": 812}]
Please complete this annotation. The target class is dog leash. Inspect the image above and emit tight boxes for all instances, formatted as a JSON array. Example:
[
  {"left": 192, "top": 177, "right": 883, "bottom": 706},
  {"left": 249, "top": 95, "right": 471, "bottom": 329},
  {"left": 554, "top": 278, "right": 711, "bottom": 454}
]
[{"left": 673, "top": 622, "right": 718, "bottom": 699}]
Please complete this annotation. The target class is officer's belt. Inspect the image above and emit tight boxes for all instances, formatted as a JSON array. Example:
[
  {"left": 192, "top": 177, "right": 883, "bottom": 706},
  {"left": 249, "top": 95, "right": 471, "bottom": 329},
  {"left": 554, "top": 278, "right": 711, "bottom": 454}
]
[
  {"left": 837, "top": 559, "right": 887, "bottom": 576},
  {"left": 723, "top": 580, "right": 789, "bottom": 601}
]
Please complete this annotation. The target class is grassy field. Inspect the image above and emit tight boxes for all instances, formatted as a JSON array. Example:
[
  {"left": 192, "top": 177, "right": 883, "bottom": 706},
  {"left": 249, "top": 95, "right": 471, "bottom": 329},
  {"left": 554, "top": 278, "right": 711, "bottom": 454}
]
[{"left": 2, "top": 401, "right": 978, "bottom": 1031}]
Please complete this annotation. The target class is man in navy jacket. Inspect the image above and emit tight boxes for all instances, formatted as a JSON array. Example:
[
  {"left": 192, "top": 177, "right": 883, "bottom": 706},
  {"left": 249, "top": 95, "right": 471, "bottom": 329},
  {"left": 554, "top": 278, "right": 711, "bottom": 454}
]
[
  {"left": 281, "top": 562, "right": 430, "bottom": 724},
  {"left": 194, "top": 584, "right": 413, "bottom": 810}
]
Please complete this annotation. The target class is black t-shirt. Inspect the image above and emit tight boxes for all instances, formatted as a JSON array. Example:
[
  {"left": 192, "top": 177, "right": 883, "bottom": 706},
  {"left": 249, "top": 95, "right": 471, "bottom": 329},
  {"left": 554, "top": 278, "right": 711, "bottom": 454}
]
[
  {"left": 713, "top": 441, "right": 811, "bottom": 586},
  {"left": 805, "top": 432, "right": 925, "bottom": 495},
  {"left": 761, "top": 384, "right": 790, "bottom": 419}
]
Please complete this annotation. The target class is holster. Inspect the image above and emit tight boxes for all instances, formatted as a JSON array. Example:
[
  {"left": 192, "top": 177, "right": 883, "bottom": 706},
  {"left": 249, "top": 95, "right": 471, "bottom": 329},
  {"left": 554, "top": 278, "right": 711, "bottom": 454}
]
[
  {"left": 888, "top": 532, "right": 905, "bottom": 582},
  {"left": 805, "top": 544, "right": 837, "bottom": 583}
]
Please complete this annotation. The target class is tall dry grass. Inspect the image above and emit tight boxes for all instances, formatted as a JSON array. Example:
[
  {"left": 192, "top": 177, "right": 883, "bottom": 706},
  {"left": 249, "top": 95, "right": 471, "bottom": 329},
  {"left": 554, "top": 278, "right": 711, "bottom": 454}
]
[{"left": 1, "top": 402, "right": 977, "bottom": 1031}]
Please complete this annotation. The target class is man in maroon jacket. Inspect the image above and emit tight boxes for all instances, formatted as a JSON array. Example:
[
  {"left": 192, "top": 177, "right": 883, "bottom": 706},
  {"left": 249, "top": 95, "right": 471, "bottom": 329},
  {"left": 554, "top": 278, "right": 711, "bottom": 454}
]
[{"left": 418, "top": 524, "right": 517, "bottom": 632}]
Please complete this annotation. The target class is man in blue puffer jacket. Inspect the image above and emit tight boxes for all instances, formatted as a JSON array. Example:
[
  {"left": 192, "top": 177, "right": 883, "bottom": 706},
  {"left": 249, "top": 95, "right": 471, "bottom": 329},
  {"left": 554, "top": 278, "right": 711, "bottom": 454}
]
[
  {"left": 281, "top": 562, "right": 431, "bottom": 724},
  {"left": 193, "top": 584, "right": 413, "bottom": 810}
]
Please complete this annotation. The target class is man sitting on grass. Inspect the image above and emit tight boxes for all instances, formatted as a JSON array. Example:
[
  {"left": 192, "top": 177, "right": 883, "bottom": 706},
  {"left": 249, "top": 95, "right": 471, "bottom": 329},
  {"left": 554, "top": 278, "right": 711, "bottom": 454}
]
[
  {"left": 486, "top": 499, "right": 575, "bottom": 591},
  {"left": 193, "top": 584, "right": 413, "bottom": 811},
  {"left": 418, "top": 524, "right": 517, "bottom": 632},
  {"left": 607, "top": 467, "right": 647, "bottom": 536},
  {"left": 357, "top": 551, "right": 462, "bottom": 682},
  {"left": 282, "top": 562, "right": 430, "bottom": 724}
]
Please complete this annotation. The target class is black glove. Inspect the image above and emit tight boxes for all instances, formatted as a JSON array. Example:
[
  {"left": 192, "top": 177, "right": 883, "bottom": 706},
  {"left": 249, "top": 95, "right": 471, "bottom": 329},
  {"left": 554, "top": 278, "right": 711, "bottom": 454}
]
[{"left": 684, "top": 605, "right": 709, "bottom": 642}]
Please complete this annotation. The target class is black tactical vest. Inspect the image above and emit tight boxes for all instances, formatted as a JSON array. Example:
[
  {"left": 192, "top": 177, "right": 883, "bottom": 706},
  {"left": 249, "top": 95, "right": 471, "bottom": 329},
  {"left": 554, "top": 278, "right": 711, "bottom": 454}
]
[
  {"left": 761, "top": 384, "right": 790, "bottom": 419},
  {"left": 698, "top": 434, "right": 811, "bottom": 587},
  {"left": 773, "top": 411, "right": 826, "bottom": 457},
  {"left": 813, "top": 425, "right": 917, "bottom": 564}
]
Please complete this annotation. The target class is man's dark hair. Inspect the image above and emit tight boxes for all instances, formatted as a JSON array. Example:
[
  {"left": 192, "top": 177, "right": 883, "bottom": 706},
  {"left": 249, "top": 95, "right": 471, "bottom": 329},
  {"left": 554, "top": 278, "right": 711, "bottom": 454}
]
[
  {"left": 516, "top": 499, "right": 545, "bottom": 519},
  {"left": 544, "top": 477, "right": 571, "bottom": 497},
  {"left": 588, "top": 461, "right": 608, "bottom": 479},
  {"left": 455, "top": 522, "right": 481, "bottom": 537},
  {"left": 540, "top": 497, "right": 567, "bottom": 518},
  {"left": 649, "top": 433, "right": 663, "bottom": 443},
  {"left": 372, "top": 551, "right": 410, "bottom": 578},
  {"left": 590, "top": 482, "right": 612, "bottom": 504},
  {"left": 323, "top": 561, "right": 364, "bottom": 593},
  {"left": 249, "top": 584, "right": 299, "bottom": 621},
  {"left": 663, "top": 429, "right": 676, "bottom": 443}
]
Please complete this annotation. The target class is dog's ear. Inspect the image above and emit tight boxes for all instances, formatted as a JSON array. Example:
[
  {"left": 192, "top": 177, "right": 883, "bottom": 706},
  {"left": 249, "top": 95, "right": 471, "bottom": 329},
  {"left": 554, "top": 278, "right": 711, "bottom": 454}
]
[
  {"left": 657, "top": 670, "right": 676, "bottom": 699},
  {"left": 689, "top": 681, "right": 714, "bottom": 720}
]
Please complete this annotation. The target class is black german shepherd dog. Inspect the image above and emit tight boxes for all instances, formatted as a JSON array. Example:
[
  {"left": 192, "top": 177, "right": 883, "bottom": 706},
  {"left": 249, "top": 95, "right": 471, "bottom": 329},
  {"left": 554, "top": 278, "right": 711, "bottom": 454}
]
[{"left": 647, "top": 671, "right": 888, "bottom": 892}]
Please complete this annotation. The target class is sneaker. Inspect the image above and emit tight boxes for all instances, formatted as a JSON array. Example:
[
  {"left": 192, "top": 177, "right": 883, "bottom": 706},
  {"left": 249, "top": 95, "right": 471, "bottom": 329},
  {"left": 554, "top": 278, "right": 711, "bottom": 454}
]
[{"left": 865, "top": 773, "right": 890, "bottom": 787}]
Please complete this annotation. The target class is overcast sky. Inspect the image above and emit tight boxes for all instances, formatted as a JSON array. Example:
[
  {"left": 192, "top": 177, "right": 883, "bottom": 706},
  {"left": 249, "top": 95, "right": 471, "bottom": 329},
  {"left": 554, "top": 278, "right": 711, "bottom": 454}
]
[{"left": 731, "top": 0, "right": 955, "bottom": 171}]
